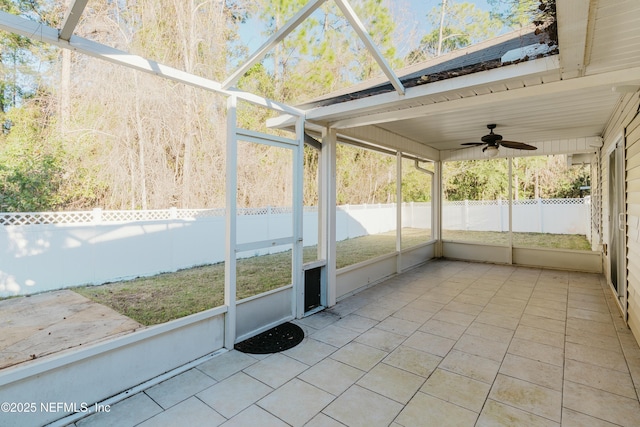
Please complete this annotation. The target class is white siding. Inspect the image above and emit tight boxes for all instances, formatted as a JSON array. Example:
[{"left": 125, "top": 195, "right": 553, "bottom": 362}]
[
  {"left": 626, "top": 111, "right": 640, "bottom": 335},
  {"left": 602, "top": 90, "right": 640, "bottom": 341}
]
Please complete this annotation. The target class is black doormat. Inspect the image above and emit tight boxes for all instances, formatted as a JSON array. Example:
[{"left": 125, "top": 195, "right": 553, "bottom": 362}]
[{"left": 235, "top": 322, "right": 304, "bottom": 354}]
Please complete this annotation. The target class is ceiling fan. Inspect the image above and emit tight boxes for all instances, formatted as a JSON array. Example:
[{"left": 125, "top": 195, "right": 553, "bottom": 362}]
[{"left": 461, "top": 124, "right": 537, "bottom": 157}]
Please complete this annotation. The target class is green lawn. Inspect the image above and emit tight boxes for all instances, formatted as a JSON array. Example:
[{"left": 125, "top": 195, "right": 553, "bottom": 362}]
[
  {"left": 442, "top": 229, "right": 592, "bottom": 250},
  {"left": 74, "top": 228, "right": 590, "bottom": 325}
]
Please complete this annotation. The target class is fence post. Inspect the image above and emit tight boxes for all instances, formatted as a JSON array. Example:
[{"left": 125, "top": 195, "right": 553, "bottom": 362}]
[
  {"left": 170, "top": 207, "right": 177, "bottom": 219},
  {"left": 537, "top": 198, "right": 544, "bottom": 233},
  {"left": 498, "top": 199, "right": 504, "bottom": 232},
  {"left": 92, "top": 208, "right": 102, "bottom": 224},
  {"left": 464, "top": 200, "right": 469, "bottom": 230},
  {"left": 267, "top": 206, "right": 272, "bottom": 254},
  {"left": 410, "top": 201, "right": 414, "bottom": 229},
  {"left": 345, "top": 204, "right": 350, "bottom": 238}
]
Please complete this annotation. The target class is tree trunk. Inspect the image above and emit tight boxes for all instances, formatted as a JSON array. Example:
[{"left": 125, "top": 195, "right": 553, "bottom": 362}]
[
  {"left": 437, "top": 0, "right": 448, "bottom": 56},
  {"left": 59, "top": 50, "right": 71, "bottom": 132},
  {"left": 513, "top": 158, "right": 519, "bottom": 200},
  {"left": 133, "top": 72, "right": 148, "bottom": 210}
]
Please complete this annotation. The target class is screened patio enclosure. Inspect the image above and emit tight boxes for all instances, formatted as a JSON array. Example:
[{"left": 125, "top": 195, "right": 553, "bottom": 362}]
[{"left": 2, "top": 0, "right": 640, "bottom": 425}]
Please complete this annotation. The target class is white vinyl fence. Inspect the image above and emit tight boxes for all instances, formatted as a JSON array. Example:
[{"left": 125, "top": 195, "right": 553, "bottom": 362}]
[
  {"left": 1, "top": 199, "right": 589, "bottom": 296},
  {"left": 443, "top": 198, "right": 590, "bottom": 235}
]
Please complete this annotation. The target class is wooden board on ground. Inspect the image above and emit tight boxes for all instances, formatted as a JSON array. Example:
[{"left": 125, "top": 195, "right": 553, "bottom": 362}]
[{"left": 0, "top": 290, "right": 143, "bottom": 370}]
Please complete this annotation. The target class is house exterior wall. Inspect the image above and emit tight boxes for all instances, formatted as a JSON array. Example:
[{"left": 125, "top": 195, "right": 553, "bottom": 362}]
[
  {"left": 626, "top": 109, "right": 640, "bottom": 336},
  {"left": 590, "top": 154, "right": 602, "bottom": 251},
  {"left": 602, "top": 90, "right": 640, "bottom": 342}
]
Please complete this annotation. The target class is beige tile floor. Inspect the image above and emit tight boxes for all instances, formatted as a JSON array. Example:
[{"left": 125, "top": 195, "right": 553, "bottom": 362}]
[{"left": 73, "top": 260, "right": 640, "bottom": 427}]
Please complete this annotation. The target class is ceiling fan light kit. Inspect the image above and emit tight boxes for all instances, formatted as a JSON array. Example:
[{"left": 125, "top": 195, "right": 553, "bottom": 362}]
[
  {"left": 483, "top": 145, "right": 499, "bottom": 157},
  {"left": 461, "top": 124, "right": 537, "bottom": 157}
]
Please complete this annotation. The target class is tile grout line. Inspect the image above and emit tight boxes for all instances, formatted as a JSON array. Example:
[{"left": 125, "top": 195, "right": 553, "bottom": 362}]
[
  {"left": 560, "top": 271, "right": 571, "bottom": 426},
  {"left": 296, "top": 269, "right": 451, "bottom": 426},
  {"left": 597, "top": 273, "right": 640, "bottom": 402},
  {"left": 73, "top": 263, "right": 639, "bottom": 427},
  {"left": 386, "top": 264, "right": 482, "bottom": 425},
  {"left": 347, "top": 263, "right": 475, "bottom": 424},
  {"left": 392, "top": 264, "right": 517, "bottom": 425},
  {"left": 473, "top": 266, "right": 541, "bottom": 426}
]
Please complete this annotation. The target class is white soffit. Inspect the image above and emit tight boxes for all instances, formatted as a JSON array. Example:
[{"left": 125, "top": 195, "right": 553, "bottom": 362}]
[
  {"left": 306, "top": 56, "right": 562, "bottom": 126},
  {"left": 556, "top": 0, "right": 591, "bottom": 78},
  {"left": 585, "top": 0, "right": 640, "bottom": 75},
  {"left": 322, "top": 62, "right": 640, "bottom": 132}
]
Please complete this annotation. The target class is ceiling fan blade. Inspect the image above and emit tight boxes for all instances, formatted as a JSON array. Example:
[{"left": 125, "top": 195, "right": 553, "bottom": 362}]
[
  {"left": 499, "top": 140, "right": 537, "bottom": 150},
  {"left": 461, "top": 142, "right": 484, "bottom": 146}
]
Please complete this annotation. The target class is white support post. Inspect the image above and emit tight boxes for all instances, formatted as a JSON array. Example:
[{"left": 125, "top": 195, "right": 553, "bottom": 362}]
[
  {"left": 320, "top": 127, "right": 337, "bottom": 307},
  {"left": 434, "top": 161, "right": 443, "bottom": 257},
  {"left": 508, "top": 157, "right": 513, "bottom": 264},
  {"left": 293, "top": 116, "right": 305, "bottom": 318},
  {"left": 224, "top": 96, "right": 238, "bottom": 349},
  {"left": 396, "top": 152, "right": 402, "bottom": 273}
]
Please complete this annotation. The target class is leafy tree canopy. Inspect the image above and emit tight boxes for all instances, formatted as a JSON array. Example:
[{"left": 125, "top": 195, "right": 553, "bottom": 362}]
[{"left": 420, "top": 1, "right": 502, "bottom": 58}]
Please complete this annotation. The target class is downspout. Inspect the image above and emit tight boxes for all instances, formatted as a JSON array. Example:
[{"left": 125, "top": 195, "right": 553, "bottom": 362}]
[{"left": 415, "top": 159, "right": 434, "bottom": 176}]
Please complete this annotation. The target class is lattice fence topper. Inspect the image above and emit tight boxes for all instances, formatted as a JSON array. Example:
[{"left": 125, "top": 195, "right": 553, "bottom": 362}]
[
  {"left": 444, "top": 198, "right": 587, "bottom": 206},
  {"left": 512, "top": 199, "right": 538, "bottom": 205},
  {"left": 236, "top": 206, "right": 294, "bottom": 216},
  {"left": 540, "top": 198, "right": 587, "bottom": 205},
  {"left": 445, "top": 200, "right": 502, "bottom": 206},
  {"left": 0, "top": 199, "right": 587, "bottom": 226},
  {"left": 0, "top": 211, "right": 95, "bottom": 226},
  {"left": 1, "top": 208, "right": 223, "bottom": 226},
  {"left": 338, "top": 203, "right": 399, "bottom": 211}
]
